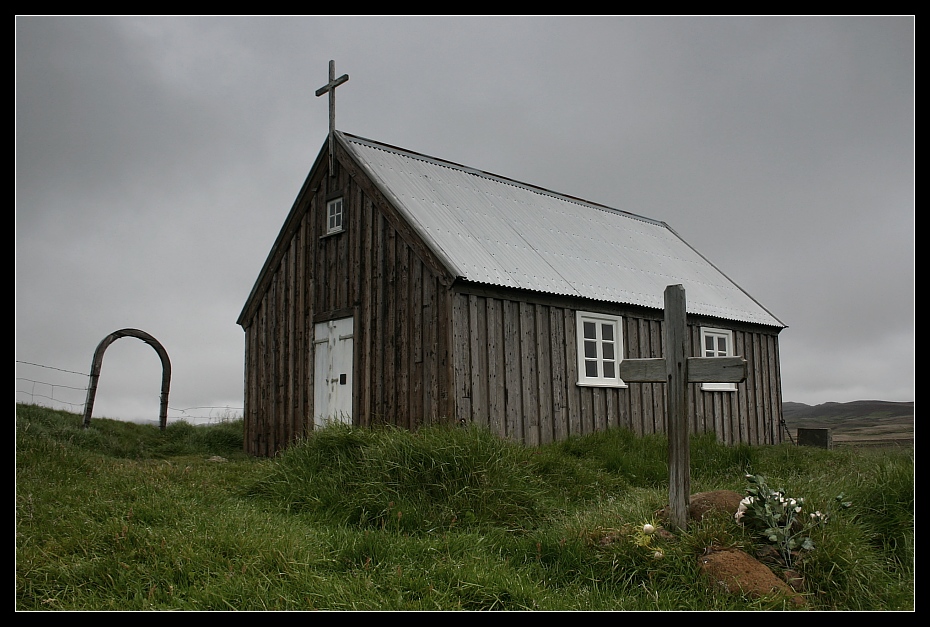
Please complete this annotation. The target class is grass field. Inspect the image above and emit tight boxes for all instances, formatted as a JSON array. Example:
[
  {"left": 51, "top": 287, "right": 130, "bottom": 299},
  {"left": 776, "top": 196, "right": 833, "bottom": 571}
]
[
  {"left": 782, "top": 400, "right": 914, "bottom": 449},
  {"left": 16, "top": 404, "right": 914, "bottom": 611}
]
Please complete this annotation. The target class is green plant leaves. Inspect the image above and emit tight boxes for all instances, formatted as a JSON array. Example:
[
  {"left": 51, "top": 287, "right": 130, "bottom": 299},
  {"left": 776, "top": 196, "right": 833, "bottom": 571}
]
[{"left": 737, "top": 474, "right": 835, "bottom": 568}]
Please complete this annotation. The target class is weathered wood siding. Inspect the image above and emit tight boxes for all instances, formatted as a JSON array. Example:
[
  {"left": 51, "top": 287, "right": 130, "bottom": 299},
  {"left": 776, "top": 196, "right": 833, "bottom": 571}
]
[
  {"left": 241, "top": 145, "right": 784, "bottom": 457},
  {"left": 354, "top": 207, "right": 453, "bottom": 431},
  {"left": 242, "top": 196, "right": 317, "bottom": 457},
  {"left": 451, "top": 286, "right": 784, "bottom": 446},
  {"left": 240, "top": 148, "right": 455, "bottom": 456}
]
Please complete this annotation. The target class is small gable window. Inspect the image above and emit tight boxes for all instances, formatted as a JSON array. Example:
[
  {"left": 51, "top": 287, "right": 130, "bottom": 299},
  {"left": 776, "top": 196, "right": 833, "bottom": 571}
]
[
  {"left": 576, "top": 311, "right": 626, "bottom": 387},
  {"left": 326, "top": 197, "right": 344, "bottom": 234},
  {"left": 700, "top": 327, "right": 737, "bottom": 392}
]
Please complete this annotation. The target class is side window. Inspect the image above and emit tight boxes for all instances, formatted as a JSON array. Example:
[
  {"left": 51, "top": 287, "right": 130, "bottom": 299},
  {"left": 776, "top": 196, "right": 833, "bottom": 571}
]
[
  {"left": 700, "top": 327, "right": 737, "bottom": 391},
  {"left": 576, "top": 312, "right": 626, "bottom": 387},
  {"left": 326, "top": 197, "right": 344, "bottom": 234}
]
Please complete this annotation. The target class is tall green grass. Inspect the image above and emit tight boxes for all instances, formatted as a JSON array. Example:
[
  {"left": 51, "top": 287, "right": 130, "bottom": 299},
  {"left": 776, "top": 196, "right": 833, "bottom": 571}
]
[
  {"left": 246, "top": 424, "right": 556, "bottom": 532},
  {"left": 16, "top": 403, "right": 913, "bottom": 611}
]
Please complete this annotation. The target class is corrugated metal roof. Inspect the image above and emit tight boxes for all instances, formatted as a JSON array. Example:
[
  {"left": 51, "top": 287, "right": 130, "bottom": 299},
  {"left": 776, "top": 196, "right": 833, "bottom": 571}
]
[{"left": 340, "top": 132, "right": 784, "bottom": 328}]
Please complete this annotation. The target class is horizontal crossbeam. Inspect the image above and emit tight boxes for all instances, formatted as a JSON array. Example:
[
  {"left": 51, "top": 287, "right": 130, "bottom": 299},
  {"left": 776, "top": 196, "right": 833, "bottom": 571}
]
[
  {"left": 315, "top": 73, "right": 349, "bottom": 97},
  {"left": 619, "top": 356, "right": 747, "bottom": 384},
  {"left": 688, "top": 356, "right": 748, "bottom": 383}
]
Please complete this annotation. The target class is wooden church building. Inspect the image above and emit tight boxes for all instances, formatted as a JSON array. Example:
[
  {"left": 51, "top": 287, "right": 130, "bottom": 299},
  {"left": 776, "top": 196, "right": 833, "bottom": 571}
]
[{"left": 237, "top": 130, "right": 787, "bottom": 457}]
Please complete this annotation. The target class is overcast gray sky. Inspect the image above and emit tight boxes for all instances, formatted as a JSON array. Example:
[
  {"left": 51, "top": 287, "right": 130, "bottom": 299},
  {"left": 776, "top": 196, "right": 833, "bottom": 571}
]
[{"left": 15, "top": 16, "right": 914, "bottom": 424}]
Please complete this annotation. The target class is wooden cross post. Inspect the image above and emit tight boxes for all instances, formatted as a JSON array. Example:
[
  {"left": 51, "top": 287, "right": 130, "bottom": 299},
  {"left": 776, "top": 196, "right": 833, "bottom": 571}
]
[
  {"left": 619, "top": 284, "right": 747, "bottom": 530},
  {"left": 315, "top": 60, "right": 349, "bottom": 177}
]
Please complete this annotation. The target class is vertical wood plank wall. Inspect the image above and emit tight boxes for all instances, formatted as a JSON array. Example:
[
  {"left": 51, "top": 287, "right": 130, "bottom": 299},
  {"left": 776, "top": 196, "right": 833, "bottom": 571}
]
[
  {"left": 241, "top": 153, "right": 784, "bottom": 456},
  {"left": 451, "top": 290, "right": 784, "bottom": 447},
  {"left": 241, "top": 159, "right": 454, "bottom": 456}
]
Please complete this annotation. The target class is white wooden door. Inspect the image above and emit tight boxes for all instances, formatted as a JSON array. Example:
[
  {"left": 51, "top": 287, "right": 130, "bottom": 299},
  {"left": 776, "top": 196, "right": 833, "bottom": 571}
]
[{"left": 313, "top": 317, "right": 354, "bottom": 426}]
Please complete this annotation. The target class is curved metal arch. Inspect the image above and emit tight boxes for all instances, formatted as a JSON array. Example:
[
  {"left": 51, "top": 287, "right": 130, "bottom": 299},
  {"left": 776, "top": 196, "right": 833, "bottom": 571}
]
[{"left": 82, "top": 329, "right": 172, "bottom": 430}]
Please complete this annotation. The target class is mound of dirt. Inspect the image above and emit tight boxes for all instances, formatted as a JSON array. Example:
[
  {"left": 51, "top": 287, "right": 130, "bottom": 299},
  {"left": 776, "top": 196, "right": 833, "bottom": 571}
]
[
  {"left": 656, "top": 489, "right": 744, "bottom": 522},
  {"left": 688, "top": 490, "right": 744, "bottom": 520},
  {"left": 656, "top": 490, "right": 807, "bottom": 606},
  {"left": 699, "top": 547, "right": 805, "bottom": 606}
]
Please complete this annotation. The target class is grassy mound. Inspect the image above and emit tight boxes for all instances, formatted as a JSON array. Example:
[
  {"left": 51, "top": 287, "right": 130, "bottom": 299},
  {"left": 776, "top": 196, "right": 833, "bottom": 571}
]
[{"left": 247, "top": 424, "right": 559, "bottom": 532}]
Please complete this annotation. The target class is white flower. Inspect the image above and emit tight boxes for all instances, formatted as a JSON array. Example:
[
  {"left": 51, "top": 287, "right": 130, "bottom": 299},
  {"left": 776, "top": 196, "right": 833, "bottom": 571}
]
[
  {"left": 653, "top": 550, "right": 664, "bottom": 560},
  {"left": 643, "top": 524, "right": 656, "bottom": 535},
  {"left": 795, "top": 507, "right": 802, "bottom": 513}
]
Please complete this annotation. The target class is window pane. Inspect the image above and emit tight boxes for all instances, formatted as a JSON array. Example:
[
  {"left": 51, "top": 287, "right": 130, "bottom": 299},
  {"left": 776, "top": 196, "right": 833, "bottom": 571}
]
[
  {"left": 705, "top": 336, "right": 714, "bottom": 353},
  {"left": 584, "top": 340, "right": 597, "bottom": 359},
  {"left": 577, "top": 313, "right": 624, "bottom": 385},
  {"left": 717, "top": 337, "right": 727, "bottom": 355},
  {"left": 328, "top": 199, "right": 343, "bottom": 232},
  {"left": 585, "top": 360, "right": 598, "bottom": 378}
]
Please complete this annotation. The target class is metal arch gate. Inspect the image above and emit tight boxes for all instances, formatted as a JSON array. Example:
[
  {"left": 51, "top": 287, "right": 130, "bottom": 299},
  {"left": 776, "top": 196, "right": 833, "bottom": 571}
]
[{"left": 82, "top": 328, "right": 172, "bottom": 430}]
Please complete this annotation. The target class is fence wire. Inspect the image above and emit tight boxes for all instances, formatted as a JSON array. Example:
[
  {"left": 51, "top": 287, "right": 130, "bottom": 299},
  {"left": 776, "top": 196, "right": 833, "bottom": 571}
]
[{"left": 15, "top": 360, "right": 242, "bottom": 424}]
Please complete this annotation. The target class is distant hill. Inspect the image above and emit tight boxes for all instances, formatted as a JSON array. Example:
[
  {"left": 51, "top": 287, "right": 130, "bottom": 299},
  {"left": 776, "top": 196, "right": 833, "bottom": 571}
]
[{"left": 782, "top": 400, "right": 913, "bottom": 446}]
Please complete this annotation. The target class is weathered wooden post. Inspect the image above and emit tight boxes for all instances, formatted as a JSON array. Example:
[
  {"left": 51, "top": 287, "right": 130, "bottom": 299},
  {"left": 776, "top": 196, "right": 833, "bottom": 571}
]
[
  {"left": 620, "top": 285, "right": 747, "bottom": 530},
  {"left": 664, "top": 285, "right": 690, "bottom": 531}
]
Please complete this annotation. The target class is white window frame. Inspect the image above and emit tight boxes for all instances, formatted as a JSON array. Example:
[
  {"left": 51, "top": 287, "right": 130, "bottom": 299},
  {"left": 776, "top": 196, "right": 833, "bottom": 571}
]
[
  {"left": 575, "top": 311, "right": 626, "bottom": 388},
  {"left": 700, "top": 327, "right": 737, "bottom": 392},
  {"left": 326, "top": 197, "right": 344, "bottom": 235}
]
